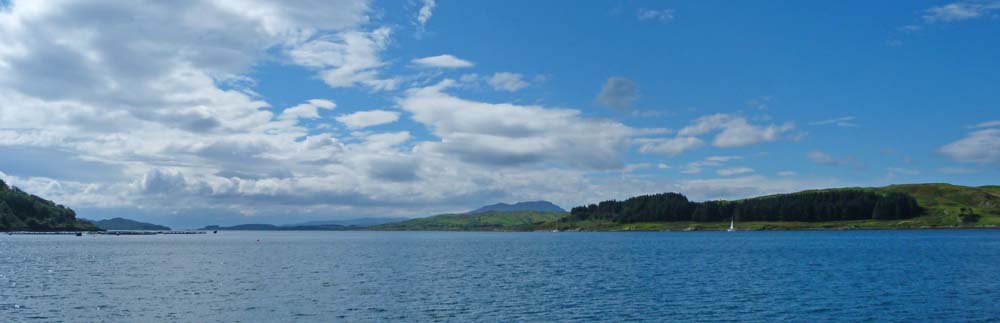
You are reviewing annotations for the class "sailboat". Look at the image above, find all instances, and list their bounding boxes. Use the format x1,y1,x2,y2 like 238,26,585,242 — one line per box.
727,217,736,232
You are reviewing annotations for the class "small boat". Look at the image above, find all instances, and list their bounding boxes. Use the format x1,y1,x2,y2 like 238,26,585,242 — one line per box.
75,232,82,237
727,217,736,232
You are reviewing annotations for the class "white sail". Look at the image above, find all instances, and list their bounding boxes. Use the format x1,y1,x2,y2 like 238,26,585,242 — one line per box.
727,218,735,232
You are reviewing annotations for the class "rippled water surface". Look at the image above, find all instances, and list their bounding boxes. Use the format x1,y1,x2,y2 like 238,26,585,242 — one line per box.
2,230,1000,322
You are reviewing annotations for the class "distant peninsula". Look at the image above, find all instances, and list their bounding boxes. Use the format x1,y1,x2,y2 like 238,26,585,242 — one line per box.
88,217,171,231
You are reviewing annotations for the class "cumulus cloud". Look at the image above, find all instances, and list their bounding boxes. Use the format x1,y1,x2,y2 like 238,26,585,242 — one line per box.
279,99,336,120
679,114,795,148
0,1,452,221
596,77,638,109
289,27,398,90
923,2,1000,23
939,128,1000,164
412,54,473,68
335,110,401,129
398,80,635,169
488,72,529,92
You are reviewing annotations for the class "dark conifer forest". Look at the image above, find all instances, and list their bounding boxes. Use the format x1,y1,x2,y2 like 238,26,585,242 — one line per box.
567,190,921,223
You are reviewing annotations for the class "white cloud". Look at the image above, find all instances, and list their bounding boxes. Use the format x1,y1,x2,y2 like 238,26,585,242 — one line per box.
679,114,795,148
809,116,859,128
716,167,754,176
637,8,675,22
923,2,1000,23
777,171,797,177
412,54,473,68
681,156,743,174
488,72,529,92
279,99,336,120
398,80,635,169
335,110,401,129
416,0,436,30
289,27,398,90
939,128,1000,164
596,77,638,109
638,137,704,156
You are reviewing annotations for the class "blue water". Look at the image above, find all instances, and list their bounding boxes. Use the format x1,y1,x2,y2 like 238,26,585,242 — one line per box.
1,230,999,322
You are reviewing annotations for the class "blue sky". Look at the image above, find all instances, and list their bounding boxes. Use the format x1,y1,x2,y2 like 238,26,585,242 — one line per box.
0,0,997,227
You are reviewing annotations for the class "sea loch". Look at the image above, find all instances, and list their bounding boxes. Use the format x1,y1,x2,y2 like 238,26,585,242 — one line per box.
2,230,999,322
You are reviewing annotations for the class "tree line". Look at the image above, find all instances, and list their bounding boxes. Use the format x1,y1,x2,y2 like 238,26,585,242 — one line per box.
567,190,921,223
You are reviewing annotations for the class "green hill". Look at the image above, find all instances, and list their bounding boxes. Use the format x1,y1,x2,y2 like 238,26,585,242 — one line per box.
880,183,1000,226
0,179,97,231
371,211,567,231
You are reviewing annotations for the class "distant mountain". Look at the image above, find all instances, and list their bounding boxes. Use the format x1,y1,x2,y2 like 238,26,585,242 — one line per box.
291,217,409,227
89,217,171,231
372,211,568,231
200,223,352,231
0,178,97,231
468,201,566,214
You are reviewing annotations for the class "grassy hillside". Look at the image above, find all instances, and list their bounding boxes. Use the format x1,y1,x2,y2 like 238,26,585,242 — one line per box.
880,183,1000,226
0,179,97,231
371,211,567,231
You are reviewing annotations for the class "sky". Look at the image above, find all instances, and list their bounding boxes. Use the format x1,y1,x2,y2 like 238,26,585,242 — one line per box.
0,0,998,228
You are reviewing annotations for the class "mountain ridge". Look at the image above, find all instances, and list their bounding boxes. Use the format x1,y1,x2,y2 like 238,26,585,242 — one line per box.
467,200,565,214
